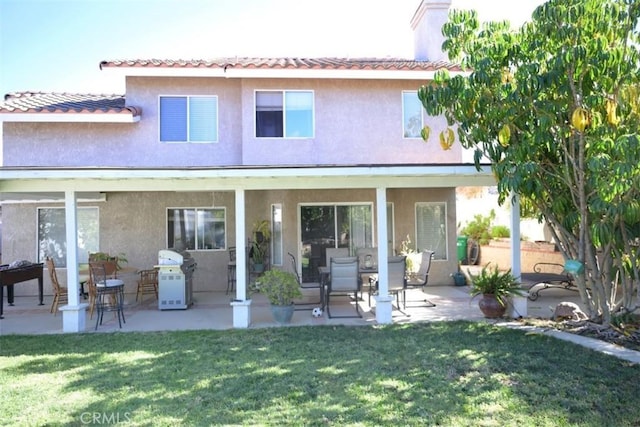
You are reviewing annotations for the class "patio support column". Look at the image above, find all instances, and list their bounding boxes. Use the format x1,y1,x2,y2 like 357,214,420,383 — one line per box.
231,188,251,328
509,193,527,317
60,190,88,333
374,187,393,324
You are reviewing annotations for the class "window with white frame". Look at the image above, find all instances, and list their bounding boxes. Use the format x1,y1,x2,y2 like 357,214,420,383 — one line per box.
159,96,218,142
271,204,283,266
415,202,447,260
387,202,395,257
38,207,99,268
167,208,226,250
255,90,314,138
402,91,423,138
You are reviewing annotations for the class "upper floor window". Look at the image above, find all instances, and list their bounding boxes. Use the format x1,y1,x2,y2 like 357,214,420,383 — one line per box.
159,96,218,143
167,207,226,250
255,90,314,138
402,91,423,138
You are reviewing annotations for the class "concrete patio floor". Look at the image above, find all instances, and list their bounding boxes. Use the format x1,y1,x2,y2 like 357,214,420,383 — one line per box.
0,284,584,335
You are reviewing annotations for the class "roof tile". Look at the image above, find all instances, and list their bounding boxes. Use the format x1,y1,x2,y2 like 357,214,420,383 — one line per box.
3,57,461,117
99,57,462,72
0,92,141,116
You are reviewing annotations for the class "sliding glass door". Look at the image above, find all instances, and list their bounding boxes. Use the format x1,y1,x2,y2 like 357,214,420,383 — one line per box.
299,204,373,283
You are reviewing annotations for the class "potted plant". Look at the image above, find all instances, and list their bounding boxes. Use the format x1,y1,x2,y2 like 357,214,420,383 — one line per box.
468,263,526,318
253,268,302,324
250,220,271,273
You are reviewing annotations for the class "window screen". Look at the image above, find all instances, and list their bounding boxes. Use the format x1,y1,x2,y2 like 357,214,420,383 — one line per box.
402,91,423,138
415,202,447,260
160,96,218,142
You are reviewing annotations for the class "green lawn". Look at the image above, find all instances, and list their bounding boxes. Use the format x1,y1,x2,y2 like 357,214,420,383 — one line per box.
1,321,639,426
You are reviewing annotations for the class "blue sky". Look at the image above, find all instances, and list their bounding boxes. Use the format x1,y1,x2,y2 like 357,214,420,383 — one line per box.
1,0,545,96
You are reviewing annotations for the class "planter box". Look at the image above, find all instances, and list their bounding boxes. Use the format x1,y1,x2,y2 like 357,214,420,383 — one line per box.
478,239,563,271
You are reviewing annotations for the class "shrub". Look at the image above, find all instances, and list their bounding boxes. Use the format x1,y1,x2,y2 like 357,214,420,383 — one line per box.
491,225,511,239
460,211,495,245
460,210,511,244
252,269,302,305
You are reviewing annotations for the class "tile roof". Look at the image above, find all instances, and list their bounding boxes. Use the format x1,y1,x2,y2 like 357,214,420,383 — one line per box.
0,92,141,116
2,57,460,118
99,56,462,72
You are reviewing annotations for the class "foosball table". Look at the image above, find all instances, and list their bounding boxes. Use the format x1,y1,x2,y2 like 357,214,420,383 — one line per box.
0,262,44,318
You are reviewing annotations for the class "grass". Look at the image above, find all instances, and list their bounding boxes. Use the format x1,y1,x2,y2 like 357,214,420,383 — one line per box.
1,321,639,426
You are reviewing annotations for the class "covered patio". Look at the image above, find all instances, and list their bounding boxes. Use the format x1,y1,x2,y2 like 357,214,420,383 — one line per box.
0,283,584,335
0,164,505,332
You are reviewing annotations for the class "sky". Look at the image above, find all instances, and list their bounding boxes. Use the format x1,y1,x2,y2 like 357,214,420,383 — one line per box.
0,0,546,96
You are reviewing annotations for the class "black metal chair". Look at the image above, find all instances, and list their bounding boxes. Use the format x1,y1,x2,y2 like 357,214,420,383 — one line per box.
326,256,362,318
226,246,236,294
289,252,322,311
89,261,126,330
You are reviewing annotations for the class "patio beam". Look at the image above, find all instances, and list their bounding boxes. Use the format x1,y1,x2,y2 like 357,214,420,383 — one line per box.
0,165,496,193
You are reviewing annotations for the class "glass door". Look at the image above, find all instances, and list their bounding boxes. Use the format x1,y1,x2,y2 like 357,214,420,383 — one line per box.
299,204,373,283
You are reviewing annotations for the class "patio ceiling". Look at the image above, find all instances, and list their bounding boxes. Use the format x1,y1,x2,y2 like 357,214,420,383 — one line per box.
0,164,496,195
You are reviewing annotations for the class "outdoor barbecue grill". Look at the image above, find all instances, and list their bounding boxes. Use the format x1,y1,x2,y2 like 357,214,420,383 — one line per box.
156,249,196,310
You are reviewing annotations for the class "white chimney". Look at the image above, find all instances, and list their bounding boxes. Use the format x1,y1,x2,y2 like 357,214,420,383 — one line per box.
410,0,452,61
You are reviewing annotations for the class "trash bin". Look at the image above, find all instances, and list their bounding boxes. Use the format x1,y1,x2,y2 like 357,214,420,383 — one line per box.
457,236,468,264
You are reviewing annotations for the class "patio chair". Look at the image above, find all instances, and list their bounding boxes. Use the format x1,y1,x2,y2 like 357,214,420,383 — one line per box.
356,247,378,271
86,274,97,319
368,256,408,314
356,247,379,298
326,256,362,318
405,250,436,307
226,246,236,294
136,268,158,303
89,261,126,330
45,257,68,315
325,247,349,268
288,252,322,311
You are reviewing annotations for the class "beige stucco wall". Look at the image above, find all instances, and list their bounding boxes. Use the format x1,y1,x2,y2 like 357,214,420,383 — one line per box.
240,78,458,166
3,187,458,298
2,77,459,167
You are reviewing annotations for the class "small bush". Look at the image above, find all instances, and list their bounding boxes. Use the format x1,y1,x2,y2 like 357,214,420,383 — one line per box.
460,210,510,244
460,211,495,245
491,225,511,238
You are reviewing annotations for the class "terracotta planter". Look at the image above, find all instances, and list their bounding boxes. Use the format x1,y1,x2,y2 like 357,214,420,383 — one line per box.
478,294,506,318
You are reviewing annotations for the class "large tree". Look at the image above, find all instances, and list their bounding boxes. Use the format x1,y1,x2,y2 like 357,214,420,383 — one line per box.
419,0,640,324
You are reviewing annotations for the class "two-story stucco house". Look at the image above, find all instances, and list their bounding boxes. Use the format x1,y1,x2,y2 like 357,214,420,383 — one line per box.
0,0,496,332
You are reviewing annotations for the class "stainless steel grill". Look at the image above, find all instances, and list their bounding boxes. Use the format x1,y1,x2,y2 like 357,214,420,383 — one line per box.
157,249,197,310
